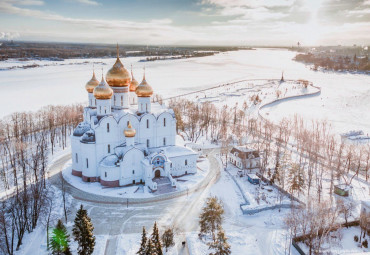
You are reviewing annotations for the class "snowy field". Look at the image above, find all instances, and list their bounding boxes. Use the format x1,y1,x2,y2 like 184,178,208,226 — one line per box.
298,226,370,254
1,48,369,136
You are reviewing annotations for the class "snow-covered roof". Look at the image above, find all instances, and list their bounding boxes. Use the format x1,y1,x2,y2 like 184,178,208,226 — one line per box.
114,144,146,159
81,129,95,143
248,174,260,179
158,145,198,158
73,121,91,137
100,154,119,167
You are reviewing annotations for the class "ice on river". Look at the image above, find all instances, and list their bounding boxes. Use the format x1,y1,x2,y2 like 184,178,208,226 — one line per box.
0,49,369,135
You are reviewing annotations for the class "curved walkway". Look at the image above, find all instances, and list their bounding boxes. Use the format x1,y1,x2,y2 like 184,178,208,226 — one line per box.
49,148,221,206
258,83,321,123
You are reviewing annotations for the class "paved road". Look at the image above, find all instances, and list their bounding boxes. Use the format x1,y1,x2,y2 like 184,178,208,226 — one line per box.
48,148,221,255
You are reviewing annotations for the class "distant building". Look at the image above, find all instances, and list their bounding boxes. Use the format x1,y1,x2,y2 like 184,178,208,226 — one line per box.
229,146,260,170
360,201,370,231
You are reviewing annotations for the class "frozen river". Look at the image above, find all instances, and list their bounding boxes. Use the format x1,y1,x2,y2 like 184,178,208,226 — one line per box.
0,48,369,134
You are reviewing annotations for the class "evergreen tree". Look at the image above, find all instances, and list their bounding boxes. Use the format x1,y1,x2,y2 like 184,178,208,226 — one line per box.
137,227,147,255
50,220,72,255
161,227,175,252
287,163,305,196
72,204,96,255
209,227,231,255
150,222,163,255
199,196,224,241
145,239,154,255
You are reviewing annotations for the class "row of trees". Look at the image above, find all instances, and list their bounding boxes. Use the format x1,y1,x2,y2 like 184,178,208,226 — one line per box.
137,222,170,255
285,198,370,255
49,205,95,255
0,104,83,254
170,97,370,202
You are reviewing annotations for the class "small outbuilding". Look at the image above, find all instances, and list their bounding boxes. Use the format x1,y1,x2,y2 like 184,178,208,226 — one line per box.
247,174,260,185
334,184,352,197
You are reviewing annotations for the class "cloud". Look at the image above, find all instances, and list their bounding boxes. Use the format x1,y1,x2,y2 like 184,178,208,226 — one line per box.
0,0,369,45
74,0,99,6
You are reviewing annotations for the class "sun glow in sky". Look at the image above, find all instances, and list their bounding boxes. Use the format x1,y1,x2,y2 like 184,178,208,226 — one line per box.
0,0,369,45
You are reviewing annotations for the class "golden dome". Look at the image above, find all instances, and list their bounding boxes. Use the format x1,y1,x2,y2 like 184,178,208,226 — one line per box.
85,71,99,93
135,72,153,97
124,122,136,138
106,44,131,87
93,76,113,100
130,68,139,92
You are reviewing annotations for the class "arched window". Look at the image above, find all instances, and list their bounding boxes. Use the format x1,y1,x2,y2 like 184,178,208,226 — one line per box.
132,170,135,175
86,158,89,168
146,139,150,148
114,95,116,104
107,123,110,133
127,121,129,127
163,118,166,127
163,137,166,146
105,172,107,178
95,99,96,105
146,119,149,128
75,153,78,163
108,144,110,153
185,159,188,166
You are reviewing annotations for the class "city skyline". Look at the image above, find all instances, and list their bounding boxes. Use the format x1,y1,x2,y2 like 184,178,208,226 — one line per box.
0,0,369,46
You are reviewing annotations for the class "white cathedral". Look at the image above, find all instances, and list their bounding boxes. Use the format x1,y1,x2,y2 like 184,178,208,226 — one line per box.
71,47,198,190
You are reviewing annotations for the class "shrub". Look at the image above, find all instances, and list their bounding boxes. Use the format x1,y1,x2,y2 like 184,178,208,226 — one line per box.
354,235,359,242
363,239,368,248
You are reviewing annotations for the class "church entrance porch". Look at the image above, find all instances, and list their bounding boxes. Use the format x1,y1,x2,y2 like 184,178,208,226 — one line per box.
151,176,176,195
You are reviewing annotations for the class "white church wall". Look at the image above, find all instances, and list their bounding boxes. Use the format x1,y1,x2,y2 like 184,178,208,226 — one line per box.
71,136,81,173
119,148,145,186
169,154,197,177
80,142,98,179
156,112,175,147
139,114,156,147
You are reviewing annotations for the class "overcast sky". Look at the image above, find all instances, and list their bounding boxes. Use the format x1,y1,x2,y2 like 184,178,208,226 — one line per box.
0,0,369,46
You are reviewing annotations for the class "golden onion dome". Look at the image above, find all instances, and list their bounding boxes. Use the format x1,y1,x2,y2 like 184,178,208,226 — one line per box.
93,76,113,100
135,72,153,97
106,44,131,87
124,121,136,138
130,69,139,92
85,71,99,93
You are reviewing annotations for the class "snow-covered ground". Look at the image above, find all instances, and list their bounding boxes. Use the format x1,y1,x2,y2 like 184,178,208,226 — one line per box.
298,226,370,254
186,168,292,255
226,164,291,209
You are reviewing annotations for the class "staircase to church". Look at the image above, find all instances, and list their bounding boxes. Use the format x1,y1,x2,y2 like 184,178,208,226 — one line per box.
153,177,176,195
